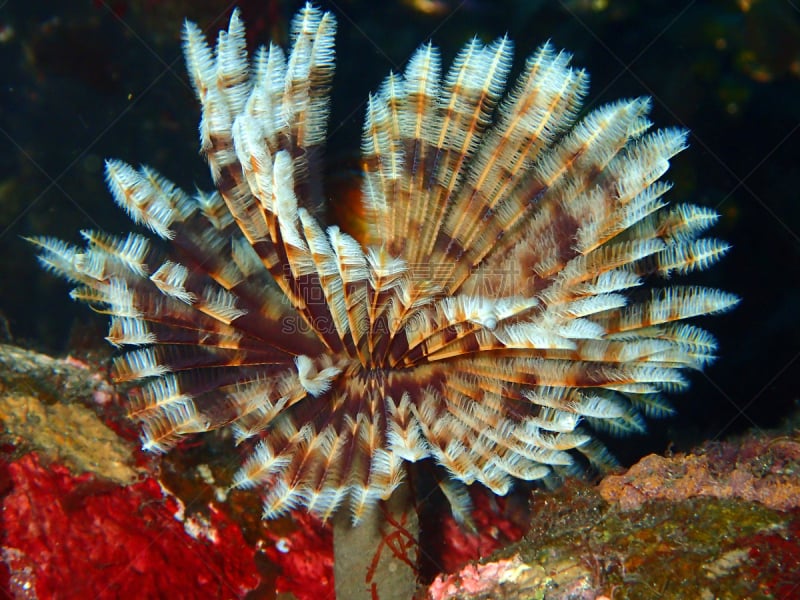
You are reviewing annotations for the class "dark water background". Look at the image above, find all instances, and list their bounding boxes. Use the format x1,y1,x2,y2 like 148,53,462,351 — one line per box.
1,0,798,464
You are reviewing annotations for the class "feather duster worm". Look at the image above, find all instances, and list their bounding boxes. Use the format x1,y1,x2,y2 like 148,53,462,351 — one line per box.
30,3,738,525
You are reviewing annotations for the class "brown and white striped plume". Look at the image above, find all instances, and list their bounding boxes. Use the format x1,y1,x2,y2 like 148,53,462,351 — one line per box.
30,3,738,524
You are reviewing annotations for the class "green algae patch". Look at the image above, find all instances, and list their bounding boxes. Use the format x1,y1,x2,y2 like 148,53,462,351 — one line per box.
486,482,793,599
591,498,785,598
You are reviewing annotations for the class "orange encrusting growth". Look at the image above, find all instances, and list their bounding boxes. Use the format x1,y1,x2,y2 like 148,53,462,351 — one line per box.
31,3,737,525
